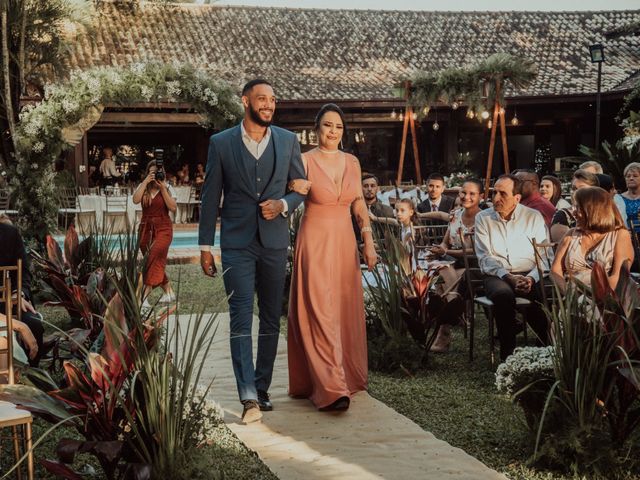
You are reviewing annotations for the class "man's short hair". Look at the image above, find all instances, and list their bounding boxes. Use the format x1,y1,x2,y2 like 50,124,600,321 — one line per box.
573,169,600,187
579,160,603,174
496,174,523,196
242,78,272,96
427,173,445,183
362,173,379,185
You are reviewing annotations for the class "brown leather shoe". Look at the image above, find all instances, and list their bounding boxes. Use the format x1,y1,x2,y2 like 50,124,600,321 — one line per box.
241,400,263,424
430,324,452,353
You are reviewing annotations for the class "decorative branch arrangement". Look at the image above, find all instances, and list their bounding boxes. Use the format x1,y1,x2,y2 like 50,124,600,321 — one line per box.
406,53,537,192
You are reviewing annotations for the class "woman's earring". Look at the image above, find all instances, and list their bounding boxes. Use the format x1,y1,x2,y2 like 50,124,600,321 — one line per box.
340,139,344,150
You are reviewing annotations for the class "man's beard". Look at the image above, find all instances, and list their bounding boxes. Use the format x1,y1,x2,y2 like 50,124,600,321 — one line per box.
248,103,273,127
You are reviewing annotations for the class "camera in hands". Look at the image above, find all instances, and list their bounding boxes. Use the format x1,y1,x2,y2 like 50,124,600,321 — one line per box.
154,148,165,182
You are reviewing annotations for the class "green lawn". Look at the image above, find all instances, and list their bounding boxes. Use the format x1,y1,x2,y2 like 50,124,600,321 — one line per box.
5,263,639,479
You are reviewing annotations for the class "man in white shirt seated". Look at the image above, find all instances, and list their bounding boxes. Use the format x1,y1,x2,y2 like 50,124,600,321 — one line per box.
474,174,550,361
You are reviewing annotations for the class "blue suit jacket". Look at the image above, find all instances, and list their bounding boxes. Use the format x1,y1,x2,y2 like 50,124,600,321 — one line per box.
198,124,306,250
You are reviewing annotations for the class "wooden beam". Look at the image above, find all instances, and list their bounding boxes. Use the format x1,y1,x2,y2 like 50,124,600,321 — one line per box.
499,107,509,174
98,112,204,124
408,106,422,185
484,99,501,195
396,107,410,185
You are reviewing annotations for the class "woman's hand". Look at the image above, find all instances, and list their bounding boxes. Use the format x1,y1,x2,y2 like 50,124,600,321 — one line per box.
288,179,312,195
430,245,446,257
13,320,38,360
144,173,156,186
363,243,377,271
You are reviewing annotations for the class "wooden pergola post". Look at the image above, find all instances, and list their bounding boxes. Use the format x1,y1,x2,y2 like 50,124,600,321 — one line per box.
396,81,422,186
483,78,510,195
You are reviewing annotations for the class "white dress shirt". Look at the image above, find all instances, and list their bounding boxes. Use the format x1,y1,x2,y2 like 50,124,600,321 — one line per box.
99,157,121,178
474,203,549,282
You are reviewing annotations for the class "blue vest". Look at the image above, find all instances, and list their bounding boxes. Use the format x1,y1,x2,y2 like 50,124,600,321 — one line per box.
240,136,276,199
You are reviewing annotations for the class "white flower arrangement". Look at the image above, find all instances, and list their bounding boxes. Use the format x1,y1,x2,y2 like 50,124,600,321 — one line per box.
182,387,223,446
495,346,554,397
444,170,474,188
13,61,243,240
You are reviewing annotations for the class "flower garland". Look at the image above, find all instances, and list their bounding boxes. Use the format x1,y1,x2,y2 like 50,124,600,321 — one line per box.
13,62,243,241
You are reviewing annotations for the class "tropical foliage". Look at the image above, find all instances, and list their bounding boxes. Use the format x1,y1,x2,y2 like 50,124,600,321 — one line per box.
579,110,640,189
408,53,537,119
500,263,640,476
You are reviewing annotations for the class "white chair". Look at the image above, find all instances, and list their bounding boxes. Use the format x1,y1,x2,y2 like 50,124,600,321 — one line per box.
0,190,18,219
0,261,34,480
104,195,129,232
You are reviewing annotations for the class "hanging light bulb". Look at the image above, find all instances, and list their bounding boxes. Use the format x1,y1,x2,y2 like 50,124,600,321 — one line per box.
432,121,440,131
451,101,459,110
390,109,397,119
466,109,475,119
511,107,519,126
480,110,490,120
399,111,404,121
412,111,418,120
359,128,365,143
422,106,429,115
487,120,493,129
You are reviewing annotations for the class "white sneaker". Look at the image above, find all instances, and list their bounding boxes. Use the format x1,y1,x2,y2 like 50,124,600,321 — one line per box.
159,292,176,304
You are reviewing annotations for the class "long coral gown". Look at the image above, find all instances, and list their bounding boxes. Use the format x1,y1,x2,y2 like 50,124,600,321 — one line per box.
288,152,368,409
139,192,173,287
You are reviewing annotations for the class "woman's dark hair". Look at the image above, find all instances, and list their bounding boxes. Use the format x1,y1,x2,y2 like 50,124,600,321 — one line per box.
541,175,563,206
462,177,484,194
142,160,158,208
314,103,348,138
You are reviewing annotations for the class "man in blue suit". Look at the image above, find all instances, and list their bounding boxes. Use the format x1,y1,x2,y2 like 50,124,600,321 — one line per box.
198,79,306,424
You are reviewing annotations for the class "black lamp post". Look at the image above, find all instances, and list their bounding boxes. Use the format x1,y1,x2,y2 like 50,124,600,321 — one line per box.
589,43,605,151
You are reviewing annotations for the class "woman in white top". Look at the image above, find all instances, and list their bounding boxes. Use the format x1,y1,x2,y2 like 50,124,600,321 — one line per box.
552,186,634,290
540,175,571,210
429,178,484,352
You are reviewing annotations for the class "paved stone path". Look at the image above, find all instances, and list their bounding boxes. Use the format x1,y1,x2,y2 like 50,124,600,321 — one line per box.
172,313,507,480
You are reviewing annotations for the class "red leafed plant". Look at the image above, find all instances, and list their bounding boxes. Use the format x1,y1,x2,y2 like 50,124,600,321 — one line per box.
0,293,174,480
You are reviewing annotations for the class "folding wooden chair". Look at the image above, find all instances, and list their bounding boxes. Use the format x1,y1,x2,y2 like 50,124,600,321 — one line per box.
460,231,531,366
104,194,129,232
0,261,34,480
0,189,18,219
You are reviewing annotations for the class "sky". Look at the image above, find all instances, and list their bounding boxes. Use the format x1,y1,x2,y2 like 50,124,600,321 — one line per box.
215,0,638,10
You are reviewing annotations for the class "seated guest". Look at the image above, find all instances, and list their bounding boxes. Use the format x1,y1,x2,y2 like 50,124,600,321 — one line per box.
0,221,43,365
0,312,38,368
176,163,190,186
474,174,549,360
194,163,206,186
416,173,455,216
540,175,571,210
428,178,484,353
396,199,424,270
551,187,633,290
621,162,640,230
550,169,599,243
357,173,395,242
514,170,555,227
579,160,603,174
596,173,628,226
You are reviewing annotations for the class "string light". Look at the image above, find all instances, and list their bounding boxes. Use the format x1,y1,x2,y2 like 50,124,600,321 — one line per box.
487,120,493,129
480,110,490,120
511,107,519,126
399,111,404,121
466,109,475,119
432,121,440,131
412,111,417,121
390,109,397,119
451,101,459,110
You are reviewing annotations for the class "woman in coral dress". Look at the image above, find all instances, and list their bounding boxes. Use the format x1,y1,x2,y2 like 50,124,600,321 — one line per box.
132,160,177,308
288,104,377,411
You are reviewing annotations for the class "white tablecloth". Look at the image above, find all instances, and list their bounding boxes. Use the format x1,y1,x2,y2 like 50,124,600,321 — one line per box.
174,186,194,223
77,194,139,232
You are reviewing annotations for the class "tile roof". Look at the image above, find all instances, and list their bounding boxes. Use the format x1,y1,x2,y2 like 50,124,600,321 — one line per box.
63,2,640,101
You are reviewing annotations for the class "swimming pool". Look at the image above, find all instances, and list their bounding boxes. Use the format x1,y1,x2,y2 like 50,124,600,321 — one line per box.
55,230,220,251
